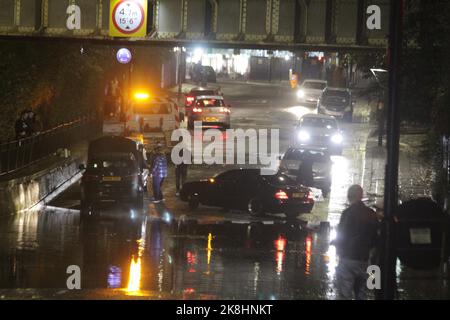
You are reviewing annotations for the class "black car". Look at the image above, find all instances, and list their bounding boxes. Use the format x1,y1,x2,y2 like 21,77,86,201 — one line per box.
279,147,332,198
180,169,314,218
80,136,149,214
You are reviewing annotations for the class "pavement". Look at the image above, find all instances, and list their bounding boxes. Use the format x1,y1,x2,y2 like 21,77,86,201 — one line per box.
0,80,448,300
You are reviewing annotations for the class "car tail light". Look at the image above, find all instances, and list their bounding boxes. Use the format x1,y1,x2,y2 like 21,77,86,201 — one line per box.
219,107,231,113
307,190,314,201
193,107,203,113
275,190,289,200
186,96,195,106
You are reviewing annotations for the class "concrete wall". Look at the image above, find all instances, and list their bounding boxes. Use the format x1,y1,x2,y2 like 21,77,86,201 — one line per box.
0,155,86,217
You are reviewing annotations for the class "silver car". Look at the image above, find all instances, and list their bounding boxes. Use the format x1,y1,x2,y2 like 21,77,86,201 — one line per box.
187,95,231,129
297,79,328,107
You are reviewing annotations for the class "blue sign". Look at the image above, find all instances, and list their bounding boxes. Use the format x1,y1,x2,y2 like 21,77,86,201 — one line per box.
116,48,132,64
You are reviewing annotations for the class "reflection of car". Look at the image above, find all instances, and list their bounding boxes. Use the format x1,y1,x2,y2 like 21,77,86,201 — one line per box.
318,87,354,122
279,147,332,198
186,95,231,129
180,169,314,218
296,79,327,107
295,114,344,155
80,136,149,215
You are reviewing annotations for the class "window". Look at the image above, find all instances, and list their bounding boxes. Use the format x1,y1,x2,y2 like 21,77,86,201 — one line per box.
303,82,327,90
301,117,337,129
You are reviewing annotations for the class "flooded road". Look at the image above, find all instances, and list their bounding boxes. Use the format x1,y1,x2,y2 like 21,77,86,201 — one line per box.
0,82,448,300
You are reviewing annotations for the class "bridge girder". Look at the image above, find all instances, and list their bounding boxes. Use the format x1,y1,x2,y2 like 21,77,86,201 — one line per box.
0,0,389,51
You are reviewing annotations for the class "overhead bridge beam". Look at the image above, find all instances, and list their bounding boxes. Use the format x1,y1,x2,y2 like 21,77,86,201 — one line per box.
0,0,389,51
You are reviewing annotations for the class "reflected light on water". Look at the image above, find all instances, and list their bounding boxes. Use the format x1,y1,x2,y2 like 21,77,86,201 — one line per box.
125,218,147,295
305,235,312,276
127,256,142,293
275,236,286,275
328,156,350,227
206,233,213,266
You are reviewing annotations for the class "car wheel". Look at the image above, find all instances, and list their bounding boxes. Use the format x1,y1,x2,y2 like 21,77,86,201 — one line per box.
188,193,200,210
248,198,264,216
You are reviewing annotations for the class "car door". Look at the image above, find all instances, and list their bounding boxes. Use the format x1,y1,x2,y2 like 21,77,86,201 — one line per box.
216,170,243,208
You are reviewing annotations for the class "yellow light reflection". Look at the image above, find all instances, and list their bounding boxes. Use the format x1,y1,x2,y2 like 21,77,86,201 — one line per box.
206,233,213,275
125,218,147,296
134,92,150,100
127,255,142,293
305,236,312,275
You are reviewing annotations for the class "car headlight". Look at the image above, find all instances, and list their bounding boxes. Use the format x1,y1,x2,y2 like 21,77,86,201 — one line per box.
297,90,305,98
331,134,343,144
298,130,310,142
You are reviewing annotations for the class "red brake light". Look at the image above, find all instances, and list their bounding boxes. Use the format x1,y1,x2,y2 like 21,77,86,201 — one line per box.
186,96,195,106
275,190,289,200
307,190,314,201
193,107,203,113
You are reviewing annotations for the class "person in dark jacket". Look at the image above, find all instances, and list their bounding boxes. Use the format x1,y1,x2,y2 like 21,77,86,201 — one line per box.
175,147,191,196
15,111,32,139
333,185,378,300
151,143,168,202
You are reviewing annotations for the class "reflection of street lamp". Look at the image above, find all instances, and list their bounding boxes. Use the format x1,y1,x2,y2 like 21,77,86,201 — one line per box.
371,68,388,147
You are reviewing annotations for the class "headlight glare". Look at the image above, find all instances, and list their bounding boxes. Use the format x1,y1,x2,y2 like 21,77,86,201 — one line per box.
298,131,310,142
331,134,343,144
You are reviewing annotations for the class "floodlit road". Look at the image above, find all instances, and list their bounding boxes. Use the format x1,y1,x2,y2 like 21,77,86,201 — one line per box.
0,81,446,299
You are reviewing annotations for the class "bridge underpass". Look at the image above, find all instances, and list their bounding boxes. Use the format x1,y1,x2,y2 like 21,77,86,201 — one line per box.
0,0,389,51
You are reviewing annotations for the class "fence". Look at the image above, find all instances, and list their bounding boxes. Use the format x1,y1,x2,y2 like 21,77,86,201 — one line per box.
0,117,101,176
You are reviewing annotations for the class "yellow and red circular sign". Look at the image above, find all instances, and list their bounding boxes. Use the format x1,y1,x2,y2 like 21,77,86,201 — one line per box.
109,0,147,37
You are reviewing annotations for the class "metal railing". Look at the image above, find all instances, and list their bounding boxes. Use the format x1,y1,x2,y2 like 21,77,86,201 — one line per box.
0,117,101,176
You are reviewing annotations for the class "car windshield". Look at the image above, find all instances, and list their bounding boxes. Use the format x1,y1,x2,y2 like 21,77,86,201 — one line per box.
284,149,329,163
196,99,225,107
322,90,350,106
88,153,137,171
303,82,327,90
264,174,297,186
134,102,172,114
301,117,337,129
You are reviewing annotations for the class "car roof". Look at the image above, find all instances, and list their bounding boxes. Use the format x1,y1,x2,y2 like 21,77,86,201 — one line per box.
285,147,329,155
302,79,328,84
300,113,337,121
196,95,224,100
325,87,350,92
190,87,219,91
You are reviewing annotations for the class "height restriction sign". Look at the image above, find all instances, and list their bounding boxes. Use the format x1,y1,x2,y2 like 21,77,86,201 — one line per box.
109,0,148,37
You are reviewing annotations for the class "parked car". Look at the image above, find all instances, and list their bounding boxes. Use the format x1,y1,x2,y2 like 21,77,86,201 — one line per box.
318,87,354,122
296,79,328,107
295,114,344,155
180,169,315,219
279,147,333,198
80,136,149,216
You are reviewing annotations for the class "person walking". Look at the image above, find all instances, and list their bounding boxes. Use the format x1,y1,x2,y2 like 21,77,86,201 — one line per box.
150,143,168,202
333,185,378,300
